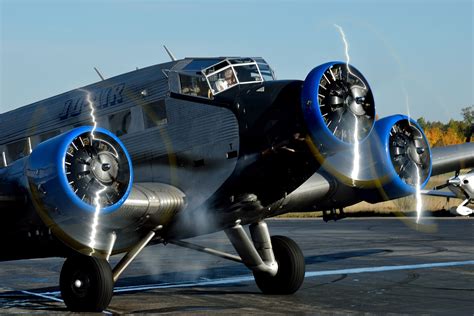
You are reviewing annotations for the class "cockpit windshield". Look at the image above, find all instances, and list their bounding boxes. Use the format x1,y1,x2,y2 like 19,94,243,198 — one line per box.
169,57,275,99
203,59,267,95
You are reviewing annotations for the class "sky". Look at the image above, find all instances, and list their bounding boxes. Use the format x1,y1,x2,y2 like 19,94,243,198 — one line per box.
0,0,472,122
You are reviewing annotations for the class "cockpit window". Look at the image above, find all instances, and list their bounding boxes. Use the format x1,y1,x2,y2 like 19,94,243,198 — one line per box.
203,59,266,95
207,67,238,93
169,57,275,98
203,61,229,76
179,74,210,98
234,64,262,83
257,63,275,81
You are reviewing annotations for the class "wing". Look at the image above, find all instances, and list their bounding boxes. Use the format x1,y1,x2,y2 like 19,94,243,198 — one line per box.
430,143,474,176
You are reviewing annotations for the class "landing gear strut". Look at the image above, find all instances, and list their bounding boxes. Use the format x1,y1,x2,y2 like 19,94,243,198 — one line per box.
59,221,304,311
171,220,306,295
226,221,305,294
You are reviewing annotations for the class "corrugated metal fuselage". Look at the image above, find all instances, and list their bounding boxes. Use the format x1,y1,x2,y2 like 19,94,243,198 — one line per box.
0,61,323,259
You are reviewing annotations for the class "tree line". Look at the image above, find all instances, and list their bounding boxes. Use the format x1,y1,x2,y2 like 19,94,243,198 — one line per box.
416,106,474,147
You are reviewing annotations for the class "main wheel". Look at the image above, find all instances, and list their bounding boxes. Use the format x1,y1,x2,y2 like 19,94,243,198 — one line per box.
60,254,114,312
253,235,305,294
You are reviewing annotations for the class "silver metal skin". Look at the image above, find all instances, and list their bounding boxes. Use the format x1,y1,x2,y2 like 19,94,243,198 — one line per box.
225,222,278,276
249,221,277,267
276,172,333,214
431,143,474,176
105,232,117,261
120,183,186,226
53,183,186,256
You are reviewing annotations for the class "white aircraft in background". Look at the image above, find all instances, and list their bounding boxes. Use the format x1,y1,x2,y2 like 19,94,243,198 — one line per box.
422,170,474,216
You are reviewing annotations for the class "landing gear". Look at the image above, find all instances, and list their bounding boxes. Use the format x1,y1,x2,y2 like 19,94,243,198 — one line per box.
253,235,305,294
171,220,306,295
59,228,161,311
59,255,113,312
225,222,305,294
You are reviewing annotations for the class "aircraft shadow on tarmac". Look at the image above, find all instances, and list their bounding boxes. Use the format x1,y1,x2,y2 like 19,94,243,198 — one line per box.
0,248,390,310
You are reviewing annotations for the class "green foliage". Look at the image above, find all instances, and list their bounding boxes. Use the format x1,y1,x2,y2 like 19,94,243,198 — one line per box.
461,106,474,125
418,106,473,146
416,117,426,130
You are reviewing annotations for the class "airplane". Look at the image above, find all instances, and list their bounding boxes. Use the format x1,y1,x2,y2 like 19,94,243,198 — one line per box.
422,169,474,216
1,51,473,312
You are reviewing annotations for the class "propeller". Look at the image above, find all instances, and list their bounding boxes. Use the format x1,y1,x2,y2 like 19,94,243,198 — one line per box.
318,63,375,143
389,120,431,186
65,133,129,207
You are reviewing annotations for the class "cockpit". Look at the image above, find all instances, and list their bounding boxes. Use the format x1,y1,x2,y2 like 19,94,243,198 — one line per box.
168,57,275,99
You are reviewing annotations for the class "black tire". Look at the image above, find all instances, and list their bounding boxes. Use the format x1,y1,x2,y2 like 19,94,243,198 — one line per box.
253,235,305,294
60,254,114,312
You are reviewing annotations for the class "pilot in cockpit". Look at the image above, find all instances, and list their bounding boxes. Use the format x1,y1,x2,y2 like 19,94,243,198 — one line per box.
215,68,236,92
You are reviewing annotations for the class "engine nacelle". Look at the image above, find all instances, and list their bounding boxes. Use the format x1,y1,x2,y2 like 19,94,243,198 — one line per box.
27,126,132,215
360,115,432,202
301,61,375,155
26,126,133,254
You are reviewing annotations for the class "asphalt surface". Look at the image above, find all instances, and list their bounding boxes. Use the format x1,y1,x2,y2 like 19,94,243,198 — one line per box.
1,217,473,315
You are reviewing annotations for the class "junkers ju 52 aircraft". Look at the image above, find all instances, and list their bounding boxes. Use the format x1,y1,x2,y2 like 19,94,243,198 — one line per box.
1,52,473,311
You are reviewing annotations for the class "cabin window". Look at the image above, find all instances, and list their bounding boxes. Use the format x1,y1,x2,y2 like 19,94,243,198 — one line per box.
142,100,167,129
108,109,131,137
6,139,29,162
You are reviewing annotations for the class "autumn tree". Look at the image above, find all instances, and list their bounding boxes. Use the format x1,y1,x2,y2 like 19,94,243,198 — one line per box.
417,106,473,147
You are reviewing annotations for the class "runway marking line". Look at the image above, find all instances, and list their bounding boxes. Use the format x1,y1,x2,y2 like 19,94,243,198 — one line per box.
20,290,113,314
27,259,474,296
305,260,474,277
20,290,63,303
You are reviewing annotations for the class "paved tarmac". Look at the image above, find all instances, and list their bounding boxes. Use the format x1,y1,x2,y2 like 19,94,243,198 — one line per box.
1,217,473,315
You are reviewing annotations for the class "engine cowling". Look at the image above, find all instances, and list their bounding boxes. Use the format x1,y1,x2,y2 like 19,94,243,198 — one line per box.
314,114,432,205
301,61,375,154
26,126,134,254
360,115,432,201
